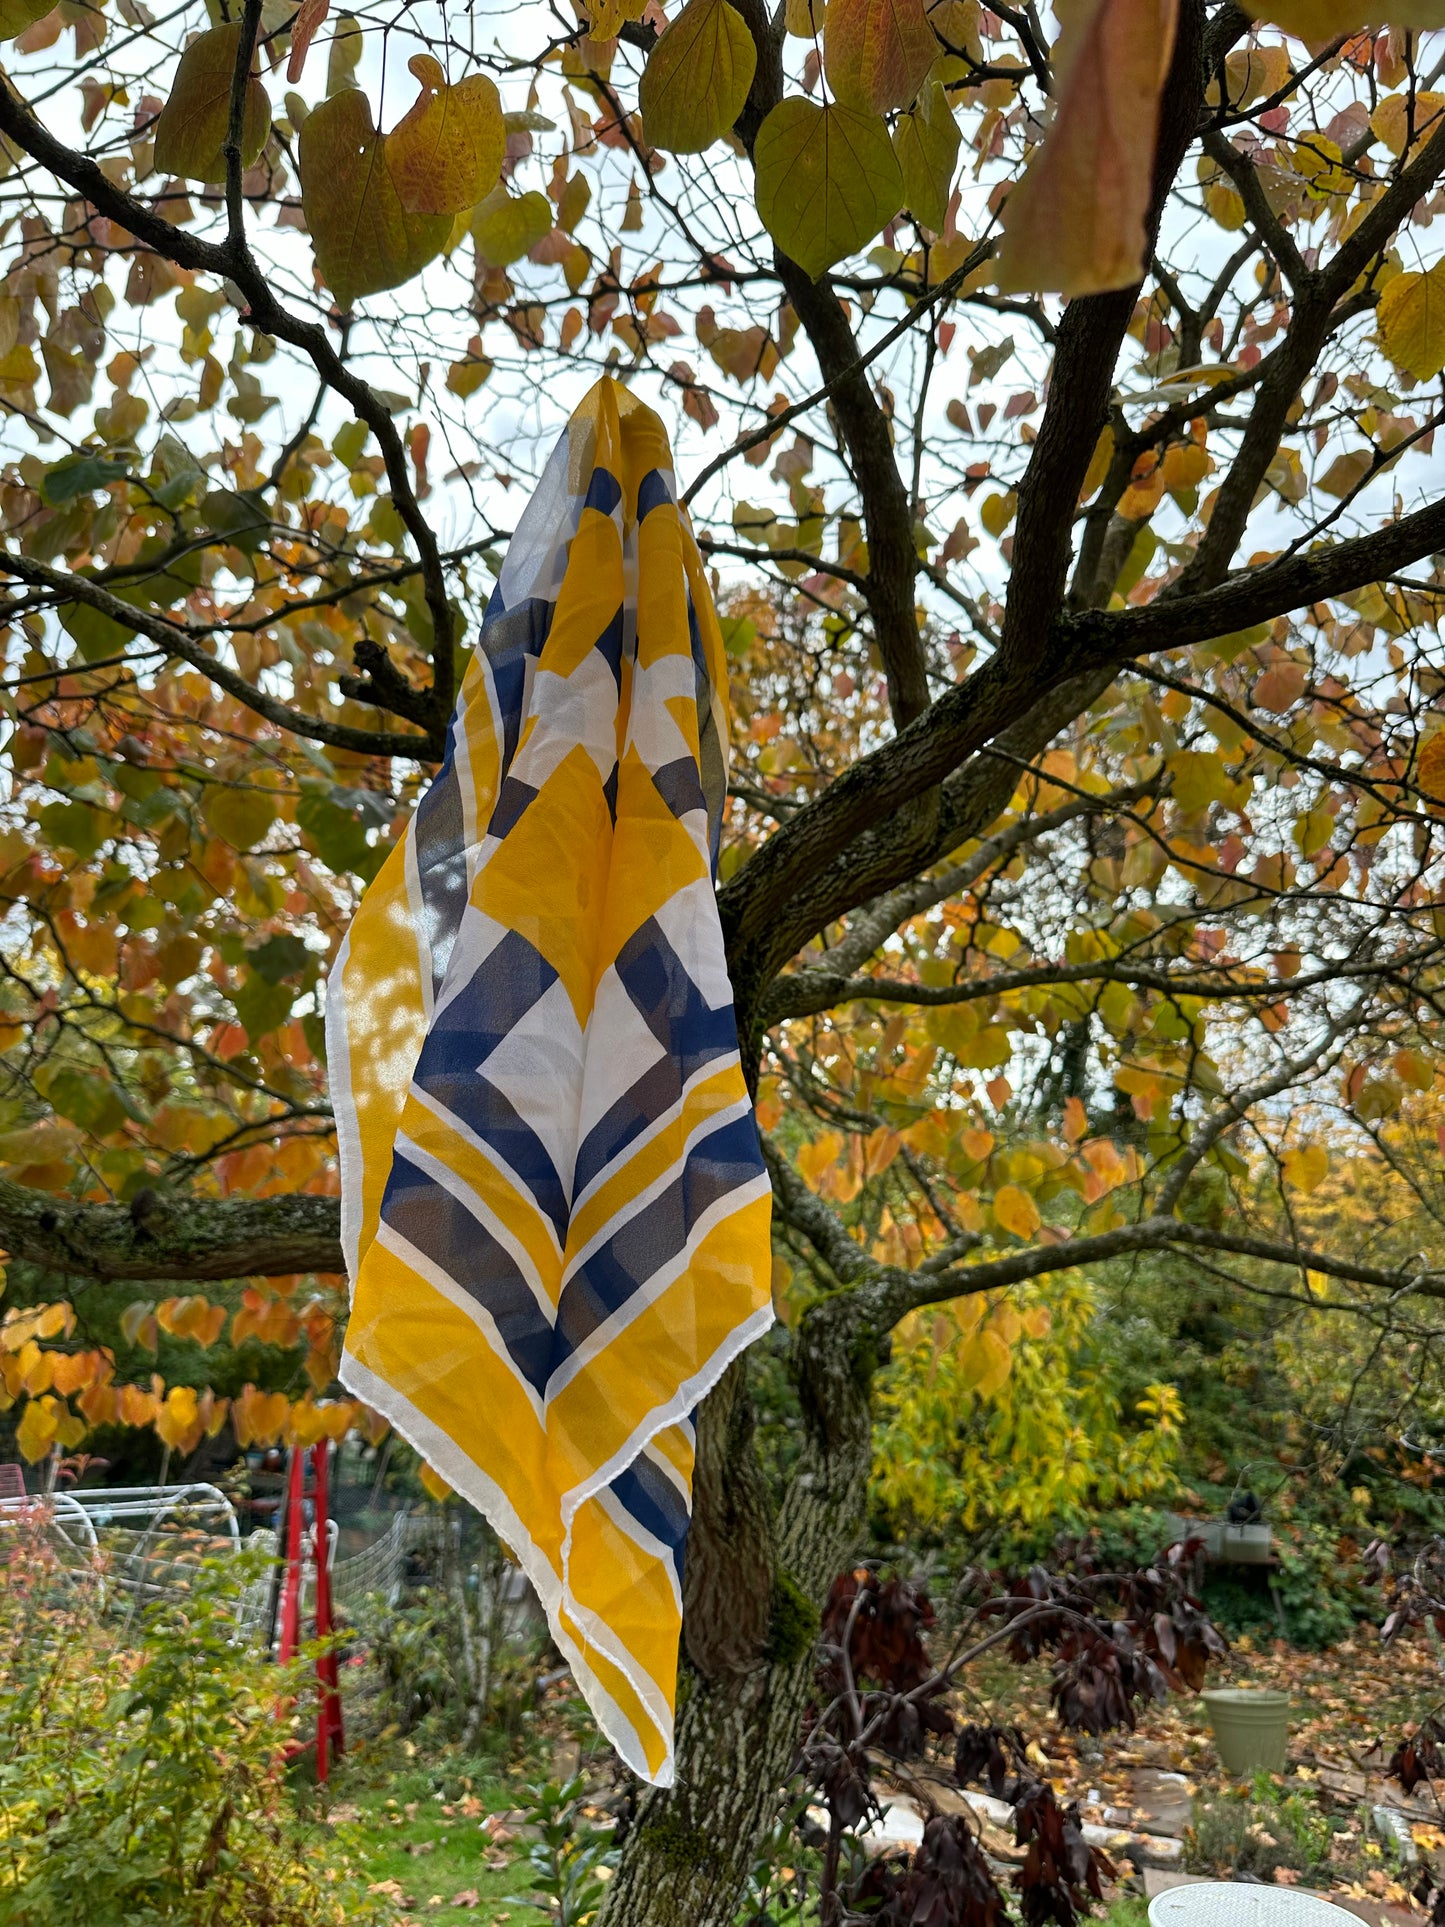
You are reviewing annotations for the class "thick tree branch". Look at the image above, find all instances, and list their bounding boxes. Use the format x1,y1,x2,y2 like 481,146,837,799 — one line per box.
0,1175,343,1281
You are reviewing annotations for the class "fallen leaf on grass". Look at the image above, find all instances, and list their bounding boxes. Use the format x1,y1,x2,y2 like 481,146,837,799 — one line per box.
452,1893,481,1909
369,1880,407,1898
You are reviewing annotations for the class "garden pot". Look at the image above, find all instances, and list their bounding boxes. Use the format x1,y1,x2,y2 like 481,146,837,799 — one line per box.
1202,1687,1290,1775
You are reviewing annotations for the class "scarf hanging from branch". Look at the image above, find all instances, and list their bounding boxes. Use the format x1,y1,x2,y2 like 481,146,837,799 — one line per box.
328,378,774,1785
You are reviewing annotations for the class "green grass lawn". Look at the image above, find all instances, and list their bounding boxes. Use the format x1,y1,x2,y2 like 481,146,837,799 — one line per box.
316,1747,552,1927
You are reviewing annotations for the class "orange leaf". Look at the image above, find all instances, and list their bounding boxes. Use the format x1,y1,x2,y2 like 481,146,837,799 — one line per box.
287,0,329,83
1419,733,1445,802
996,0,1179,297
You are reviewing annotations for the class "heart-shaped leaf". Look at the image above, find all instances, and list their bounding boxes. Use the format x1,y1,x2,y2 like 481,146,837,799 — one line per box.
385,53,505,216
825,0,937,113
754,98,903,279
299,88,450,309
894,78,959,232
153,24,271,182
638,0,757,153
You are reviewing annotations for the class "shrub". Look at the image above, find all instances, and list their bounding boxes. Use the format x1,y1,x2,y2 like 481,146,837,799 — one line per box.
0,1524,381,1925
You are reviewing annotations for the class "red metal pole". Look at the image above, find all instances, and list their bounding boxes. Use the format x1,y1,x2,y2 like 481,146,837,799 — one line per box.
311,1438,344,1778
276,1445,305,1665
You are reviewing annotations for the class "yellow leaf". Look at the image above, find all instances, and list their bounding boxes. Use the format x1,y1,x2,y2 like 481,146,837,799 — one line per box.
1281,1143,1328,1193
1378,260,1445,382
993,1183,1040,1241
1078,427,1114,502
1167,749,1248,812
155,1383,200,1449
1248,0,1445,36
787,0,828,29
472,187,554,267
1160,441,1209,492
996,0,1179,298
796,1129,844,1188
385,55,504,217
754,99,904,280
15,1396,59,1462
1371,91,1445,158
152,25,271,183
825,0,938,114
639,0,757,154
299,88,451,309
979,490,1016,537
959,1326,1012,1398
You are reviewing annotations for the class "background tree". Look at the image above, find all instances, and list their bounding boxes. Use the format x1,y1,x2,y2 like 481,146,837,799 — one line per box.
5,0,1445,1923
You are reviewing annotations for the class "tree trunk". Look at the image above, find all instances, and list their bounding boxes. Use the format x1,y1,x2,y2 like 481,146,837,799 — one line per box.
601,1298,878,1927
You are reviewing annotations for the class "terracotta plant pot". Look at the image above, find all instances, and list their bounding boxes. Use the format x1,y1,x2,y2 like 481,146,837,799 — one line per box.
1202,1687,1290,1776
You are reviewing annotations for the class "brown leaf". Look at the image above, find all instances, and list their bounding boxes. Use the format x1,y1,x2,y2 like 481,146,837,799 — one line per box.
995,0,1178,298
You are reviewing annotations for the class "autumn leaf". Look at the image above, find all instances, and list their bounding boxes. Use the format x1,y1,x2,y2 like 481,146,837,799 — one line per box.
472,187,554,267
755,99,904,279
1281,1144,1328,1193
287,0,330,84
1377,261,1445,382
385,55,505,217
152,25,271,183
201,784,278,852
1418,733,1445,801
894,79,961,233
959,1326,1013,1397
1370,91,1445,159
299,88,451,309
1246,0,1445,37
825,0,937,113
639,0,757,153
993,1183,1041,1241
995,0,1179,298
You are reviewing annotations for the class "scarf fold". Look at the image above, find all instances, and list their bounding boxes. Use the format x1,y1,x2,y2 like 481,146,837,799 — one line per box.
328,378,773,1783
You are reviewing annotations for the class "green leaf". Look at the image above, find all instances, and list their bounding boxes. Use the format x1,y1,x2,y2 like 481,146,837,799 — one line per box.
472,188,554,267
232,972,296,1044
824,0,937,113
638,0,757,153
0,0,56,41
61,594,135,664
385,54,504,216
199,785,278,851
41,1067,129,1137
152,25,271,183
200,487,270,555
298,88,451,309
754,99,903,280
41,455,129,506
36,801,110,862
894,79,959,233
245,933,312,984
296,786,376,876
